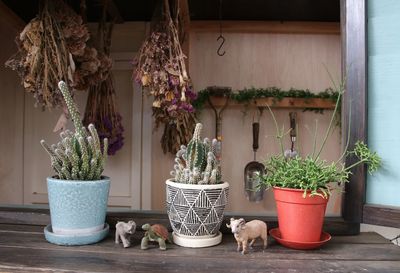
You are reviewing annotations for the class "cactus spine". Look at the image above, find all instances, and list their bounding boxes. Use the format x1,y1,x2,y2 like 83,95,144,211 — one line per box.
170,123,222,184
41,81,108,180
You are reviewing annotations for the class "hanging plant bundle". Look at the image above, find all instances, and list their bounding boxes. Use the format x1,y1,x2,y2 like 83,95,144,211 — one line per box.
83,8,124,156
133,0,196,154
83,76,124,156
5,0,106,109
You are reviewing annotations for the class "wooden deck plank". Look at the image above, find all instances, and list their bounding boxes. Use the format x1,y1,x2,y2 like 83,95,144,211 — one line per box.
0,224,44,233
0,208,361,236
0,224,398,272
0,210,50,226
330,232,392,244
0,230,398,262
0,224,389,244
0,246,399,273
0,264,77,273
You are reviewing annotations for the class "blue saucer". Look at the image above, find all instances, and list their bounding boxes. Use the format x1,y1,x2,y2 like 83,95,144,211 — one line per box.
44,224,109,246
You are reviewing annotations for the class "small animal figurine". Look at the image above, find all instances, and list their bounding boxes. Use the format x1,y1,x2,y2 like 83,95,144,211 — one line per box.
115,220,137,248
141,223,170,250
226,218,268,255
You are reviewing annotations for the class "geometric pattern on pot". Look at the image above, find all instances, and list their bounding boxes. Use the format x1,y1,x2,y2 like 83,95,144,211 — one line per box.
166,185,229,237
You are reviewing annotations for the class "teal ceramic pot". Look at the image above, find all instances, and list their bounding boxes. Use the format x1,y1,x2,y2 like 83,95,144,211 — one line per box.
47,176,110,236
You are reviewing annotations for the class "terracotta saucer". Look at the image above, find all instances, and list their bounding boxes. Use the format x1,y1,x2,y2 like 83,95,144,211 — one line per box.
269,228,331,250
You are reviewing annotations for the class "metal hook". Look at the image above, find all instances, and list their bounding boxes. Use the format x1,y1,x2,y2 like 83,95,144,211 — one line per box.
217,35,226,56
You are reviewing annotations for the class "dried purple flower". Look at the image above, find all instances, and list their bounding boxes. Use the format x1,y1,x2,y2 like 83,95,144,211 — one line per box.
133,12,197,154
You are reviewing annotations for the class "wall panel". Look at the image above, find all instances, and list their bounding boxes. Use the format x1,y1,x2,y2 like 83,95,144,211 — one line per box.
151,31,342,215
21,23,147,208
0,9,24,204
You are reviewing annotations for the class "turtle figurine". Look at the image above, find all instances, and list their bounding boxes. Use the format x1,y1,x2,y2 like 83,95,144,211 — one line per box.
141,223,171,251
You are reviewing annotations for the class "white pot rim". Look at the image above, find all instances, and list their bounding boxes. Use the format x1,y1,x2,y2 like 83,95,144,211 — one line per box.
166,179,229,190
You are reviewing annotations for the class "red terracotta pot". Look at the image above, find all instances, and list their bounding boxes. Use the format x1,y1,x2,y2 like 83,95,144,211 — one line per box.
273,187,329,242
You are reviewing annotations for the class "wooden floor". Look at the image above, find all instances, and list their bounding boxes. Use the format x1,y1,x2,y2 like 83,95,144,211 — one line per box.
0,224,399,273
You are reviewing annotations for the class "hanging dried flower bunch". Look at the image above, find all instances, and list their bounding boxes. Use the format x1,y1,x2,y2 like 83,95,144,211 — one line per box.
83,76,124,156
83,6,124,156
5,0,106,109
133,0,196,154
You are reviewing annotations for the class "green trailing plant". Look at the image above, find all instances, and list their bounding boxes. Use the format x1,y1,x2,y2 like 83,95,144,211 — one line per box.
170,123,222,184
193,87,339,112
40,81,108,180
260,76,381,198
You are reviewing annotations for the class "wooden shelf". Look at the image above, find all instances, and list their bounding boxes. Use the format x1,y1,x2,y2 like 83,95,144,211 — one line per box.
190,21,340,35
206,96,336,109
0,223,395,273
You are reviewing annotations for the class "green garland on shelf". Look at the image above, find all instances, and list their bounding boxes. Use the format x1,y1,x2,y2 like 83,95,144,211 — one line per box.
192,87,339,111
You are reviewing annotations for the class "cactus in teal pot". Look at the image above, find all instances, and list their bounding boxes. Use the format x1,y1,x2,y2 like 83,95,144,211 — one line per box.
171,123,222,184
41,81,108,180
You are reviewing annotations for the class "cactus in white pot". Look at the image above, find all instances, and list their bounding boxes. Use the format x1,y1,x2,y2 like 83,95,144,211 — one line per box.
166,123,229,248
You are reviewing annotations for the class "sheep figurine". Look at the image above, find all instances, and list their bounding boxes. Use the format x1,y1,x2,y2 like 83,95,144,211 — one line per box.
115,220,137,248
226,218,268,254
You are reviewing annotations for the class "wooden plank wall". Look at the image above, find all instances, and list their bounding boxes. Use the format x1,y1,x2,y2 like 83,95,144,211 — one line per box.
0,2,24,204
0,21,150,209
0,18,343,216
151,30,343,215
22,22,149,208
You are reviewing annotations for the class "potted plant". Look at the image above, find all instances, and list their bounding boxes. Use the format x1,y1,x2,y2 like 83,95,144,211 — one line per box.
41,81,110,246
260,79,381,249
166,123,229,248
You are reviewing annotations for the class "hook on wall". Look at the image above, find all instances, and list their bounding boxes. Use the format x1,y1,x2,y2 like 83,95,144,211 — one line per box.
217,35,225,56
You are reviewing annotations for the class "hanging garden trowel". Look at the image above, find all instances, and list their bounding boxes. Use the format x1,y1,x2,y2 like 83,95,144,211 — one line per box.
284,112,298,159
244,120,266,202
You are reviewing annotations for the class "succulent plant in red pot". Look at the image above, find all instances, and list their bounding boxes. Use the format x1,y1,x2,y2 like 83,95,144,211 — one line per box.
260,76,381,249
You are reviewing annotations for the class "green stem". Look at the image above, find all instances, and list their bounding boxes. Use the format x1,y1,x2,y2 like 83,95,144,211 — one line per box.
314,72,343,160
344,159,367,171
311,119,318,159
336,101,352,165
266,105,285,157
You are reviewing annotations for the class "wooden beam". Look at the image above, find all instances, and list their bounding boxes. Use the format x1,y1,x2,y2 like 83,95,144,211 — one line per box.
206,97,335,109
0,207,359,235
341,0,367,225
363,204,400,229
190,21,340,35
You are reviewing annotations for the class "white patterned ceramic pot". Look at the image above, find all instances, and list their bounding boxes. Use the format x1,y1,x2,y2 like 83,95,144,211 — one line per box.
166,179,229,248
46,176,110,244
